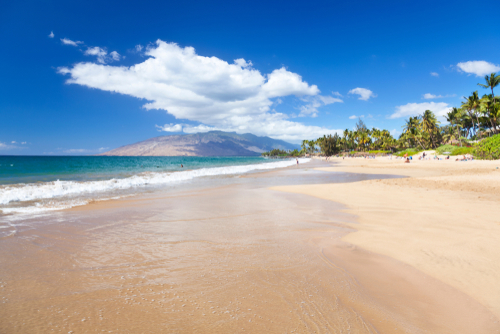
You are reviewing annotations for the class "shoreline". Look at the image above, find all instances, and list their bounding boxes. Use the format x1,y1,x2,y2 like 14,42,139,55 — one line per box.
1,159,499,332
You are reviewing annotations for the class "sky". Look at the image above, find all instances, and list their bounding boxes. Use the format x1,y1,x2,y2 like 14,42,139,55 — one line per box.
1,0,500,155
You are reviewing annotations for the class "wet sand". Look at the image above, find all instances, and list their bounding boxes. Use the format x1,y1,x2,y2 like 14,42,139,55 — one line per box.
1,159,498,333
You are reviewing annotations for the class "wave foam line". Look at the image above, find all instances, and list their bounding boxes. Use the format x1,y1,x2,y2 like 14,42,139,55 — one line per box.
0,158,310,205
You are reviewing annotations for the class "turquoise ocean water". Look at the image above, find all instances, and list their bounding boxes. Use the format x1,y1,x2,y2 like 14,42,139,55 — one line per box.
0,156,305,216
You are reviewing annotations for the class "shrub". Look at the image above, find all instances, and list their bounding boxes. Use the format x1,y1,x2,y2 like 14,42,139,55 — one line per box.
452,147,473,156
473,134,500,160
436,145,456,155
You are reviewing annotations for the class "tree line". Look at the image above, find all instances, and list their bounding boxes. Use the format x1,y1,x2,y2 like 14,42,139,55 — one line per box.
263,73,500,157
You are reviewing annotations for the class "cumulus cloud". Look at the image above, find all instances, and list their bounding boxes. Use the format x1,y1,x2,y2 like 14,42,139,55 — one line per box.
61,38,83,46
58,40,342,141
48,31,54,38
389,102,451,121
11,141,16,144
332,91,342,97
348,115,358,119
348,87,376,101
135,45,143,52
430,72,439,77
457,61,500,77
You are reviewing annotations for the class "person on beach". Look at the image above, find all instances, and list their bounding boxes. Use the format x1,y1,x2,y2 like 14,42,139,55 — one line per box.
296,158,299,165
404,157,410,163
181,164,183,168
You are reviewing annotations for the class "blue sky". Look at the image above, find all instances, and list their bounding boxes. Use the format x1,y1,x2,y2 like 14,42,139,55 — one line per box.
1,0,499,154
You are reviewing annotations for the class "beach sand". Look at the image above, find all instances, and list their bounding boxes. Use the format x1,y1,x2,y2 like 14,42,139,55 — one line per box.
274,156,500,331
1,158,499,333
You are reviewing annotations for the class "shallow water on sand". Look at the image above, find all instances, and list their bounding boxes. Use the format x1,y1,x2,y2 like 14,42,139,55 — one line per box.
1,161,495,333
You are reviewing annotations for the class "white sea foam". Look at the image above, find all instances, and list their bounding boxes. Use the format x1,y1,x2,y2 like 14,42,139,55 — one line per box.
0,159,310,212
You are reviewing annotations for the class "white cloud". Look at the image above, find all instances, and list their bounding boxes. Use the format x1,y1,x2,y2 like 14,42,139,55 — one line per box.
422,93,456,99
389,102,451,121
430,72,439,77
332,91,342,97
110,51,121,61
457,61,500,77
48,31,54,38
11,141,17,144
348,87,376,101
21,142,27,145
298,95,342,117
63,147,108,154
84,47,121,64
0,142,16,150
135,45,143,52
58,40,341,141
61,38,83,46
234,58,253,68
348,115,358,119
156,123,184,132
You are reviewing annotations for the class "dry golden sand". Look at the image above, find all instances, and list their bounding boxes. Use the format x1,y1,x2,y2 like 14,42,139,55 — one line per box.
1,160,499,333
273,156,500,328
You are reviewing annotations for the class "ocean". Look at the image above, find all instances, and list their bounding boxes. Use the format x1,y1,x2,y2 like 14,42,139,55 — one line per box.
0,156,307,217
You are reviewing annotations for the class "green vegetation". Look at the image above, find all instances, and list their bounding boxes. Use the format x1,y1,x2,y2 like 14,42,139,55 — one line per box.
473,134,500,160
435,145,473,156
435,145,457,155
261,148,301,157
367,150,390,154
312,73,499,159
263,73,500,159
453,147,474,155
394,148,422,157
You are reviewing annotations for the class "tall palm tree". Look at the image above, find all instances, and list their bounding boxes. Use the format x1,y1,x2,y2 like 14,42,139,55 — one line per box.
301,140,308,153
478,72,500,100
421,110,440,148
343,129,349,152
462,91,481,138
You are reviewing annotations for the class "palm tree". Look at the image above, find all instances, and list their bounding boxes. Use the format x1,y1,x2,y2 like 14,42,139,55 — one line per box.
342,129,349,152
462,91,481,138
421,110,440,148
308,140,316,154
478,72,500,100
301,140,308,154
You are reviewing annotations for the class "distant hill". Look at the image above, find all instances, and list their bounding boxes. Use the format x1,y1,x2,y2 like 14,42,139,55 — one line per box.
99,131,299,156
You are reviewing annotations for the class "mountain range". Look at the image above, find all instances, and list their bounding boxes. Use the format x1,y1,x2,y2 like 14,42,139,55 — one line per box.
99,131,298,156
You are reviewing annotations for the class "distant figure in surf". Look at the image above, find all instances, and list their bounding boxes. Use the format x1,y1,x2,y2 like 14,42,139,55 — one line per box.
296,159,299,165
181,164,183,168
